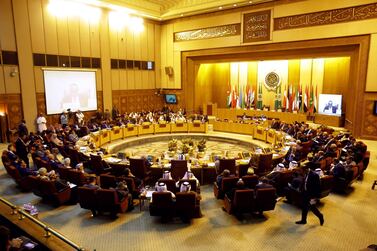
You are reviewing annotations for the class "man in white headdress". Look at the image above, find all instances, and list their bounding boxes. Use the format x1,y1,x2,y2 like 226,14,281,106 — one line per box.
289,160,299,170
180,170,200,186
151,182,175,203
273,163,287,172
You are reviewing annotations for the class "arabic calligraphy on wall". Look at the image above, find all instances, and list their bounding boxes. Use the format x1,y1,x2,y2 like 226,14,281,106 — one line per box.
243,10,271,43
274,2,377,30
174,24,241,42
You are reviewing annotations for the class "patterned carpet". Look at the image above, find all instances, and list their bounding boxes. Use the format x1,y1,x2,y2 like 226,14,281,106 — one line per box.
0,139,376,251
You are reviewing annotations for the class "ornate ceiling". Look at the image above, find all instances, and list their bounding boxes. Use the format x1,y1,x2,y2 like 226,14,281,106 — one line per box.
97,0,277,20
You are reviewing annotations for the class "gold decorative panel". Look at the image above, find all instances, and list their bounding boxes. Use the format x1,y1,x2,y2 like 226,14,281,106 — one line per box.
112,89,183,113
174,24,241,42
274,2,377,30
362,100,377,137
0,94,22,130
243,10,271,43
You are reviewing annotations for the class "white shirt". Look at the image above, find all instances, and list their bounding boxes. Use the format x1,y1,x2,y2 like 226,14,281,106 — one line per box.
36,116,47,132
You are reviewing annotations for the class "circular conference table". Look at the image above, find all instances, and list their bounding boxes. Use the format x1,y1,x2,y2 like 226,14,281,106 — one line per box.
76,121,289,184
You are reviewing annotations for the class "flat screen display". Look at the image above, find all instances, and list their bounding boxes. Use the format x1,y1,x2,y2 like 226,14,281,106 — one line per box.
318,94,342,116
374,101,377,115
165,94,177,104
43,70,97,114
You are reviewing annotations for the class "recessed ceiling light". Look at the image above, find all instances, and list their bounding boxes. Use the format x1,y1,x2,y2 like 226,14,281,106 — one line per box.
233,4,237,7
180,14,183,16
218,6,223,10
248,1,253,3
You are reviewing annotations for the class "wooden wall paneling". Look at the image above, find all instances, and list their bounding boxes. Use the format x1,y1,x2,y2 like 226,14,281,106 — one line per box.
5,94,23,129
109,28,118,59
212,63,230,108
118,29,126,60
134,31,141,62
0,67,6,94
90,22,100,57
97,90,103,110
195,64,212,108
96,70,102,91
3,66,20,94
147,23,155,61
0,0,17,51
127,70,135,89
41,0,58,54
141,71,148,89
12,0,38,128
28,0,45,53
34,67,44,92
323,57,350,94
56,16,69,55
173,50,181,88
160,24,167,88
98,15,111,111
154,24,161,89
79,18,90,57
125,28,134,60
119,70,127,90
140,28,148,61
68,16,80,56
134,70,142,89
361,98,377,138
166,24,174,89
111,70,120,90
148,71,155,89
366,34,377,91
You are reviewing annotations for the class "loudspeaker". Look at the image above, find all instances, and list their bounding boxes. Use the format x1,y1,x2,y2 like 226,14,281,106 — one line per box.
165,66,174,76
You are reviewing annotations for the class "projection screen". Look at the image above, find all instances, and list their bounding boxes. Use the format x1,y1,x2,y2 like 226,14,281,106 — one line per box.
43,70,97,115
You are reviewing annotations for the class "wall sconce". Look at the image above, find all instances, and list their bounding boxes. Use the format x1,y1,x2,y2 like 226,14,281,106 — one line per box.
10,68,18,77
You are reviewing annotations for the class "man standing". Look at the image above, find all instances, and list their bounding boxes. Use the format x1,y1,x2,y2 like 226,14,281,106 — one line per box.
36,113,47,133
296,163,324,226
15,134,29,167
17,119,28,137
60,111,68,127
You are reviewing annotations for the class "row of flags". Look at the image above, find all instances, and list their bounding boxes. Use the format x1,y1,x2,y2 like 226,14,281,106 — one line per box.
226,82,318,113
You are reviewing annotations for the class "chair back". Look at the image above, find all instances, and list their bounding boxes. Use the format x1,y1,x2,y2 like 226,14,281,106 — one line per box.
38,180,57,196
158,179,177,194
68,148,80,168
170,160,188,181
151,192,174,208
57,167,70,180
96,189,120,211
238,163,250,177
176,192,196,218
218,159,236,175
100,174,117,189
67,170,86,186
129,158,148,179
78,187,97,209
320,175,334,198
89,154,105,175
255,187,277,212
255,153,273,176
7,166,22,182
221,177,239,193
242,175,259,189
111,164,126,176
123,177,137,194
233,189,255,212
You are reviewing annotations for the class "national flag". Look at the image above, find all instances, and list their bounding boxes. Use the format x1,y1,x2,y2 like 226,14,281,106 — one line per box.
250,86,255,107
231,87,237,108
245,84,250,108
289,84,295,112
226,83,232,108
303,85,308,112
257,82,263,109
283,83,287,109
277,84,282,110
309,84,314,113
296,83,301,111
314,85,318,113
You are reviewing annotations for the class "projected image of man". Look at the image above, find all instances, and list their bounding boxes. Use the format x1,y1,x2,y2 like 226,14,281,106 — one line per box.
60,83,88,111
323,100,338,114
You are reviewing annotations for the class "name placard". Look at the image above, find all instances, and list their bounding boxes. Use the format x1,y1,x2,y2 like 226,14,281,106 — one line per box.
243,10,271,43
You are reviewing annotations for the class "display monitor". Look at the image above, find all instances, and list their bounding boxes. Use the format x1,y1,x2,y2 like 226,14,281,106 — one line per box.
43,69,97,114
318,94,342,116
165,94,177,104
374,101,377,115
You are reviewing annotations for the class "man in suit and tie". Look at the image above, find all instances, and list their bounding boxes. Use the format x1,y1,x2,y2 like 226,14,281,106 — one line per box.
296,163,324,226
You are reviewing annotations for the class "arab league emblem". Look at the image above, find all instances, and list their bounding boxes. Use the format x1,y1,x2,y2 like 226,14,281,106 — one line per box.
264,72,281,91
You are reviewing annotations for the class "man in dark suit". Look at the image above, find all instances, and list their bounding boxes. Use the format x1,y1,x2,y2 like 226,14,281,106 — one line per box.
296,163,324,225
15,135,29,167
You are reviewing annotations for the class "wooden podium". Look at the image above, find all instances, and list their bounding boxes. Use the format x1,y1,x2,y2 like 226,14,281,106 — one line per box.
314,114,345,127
